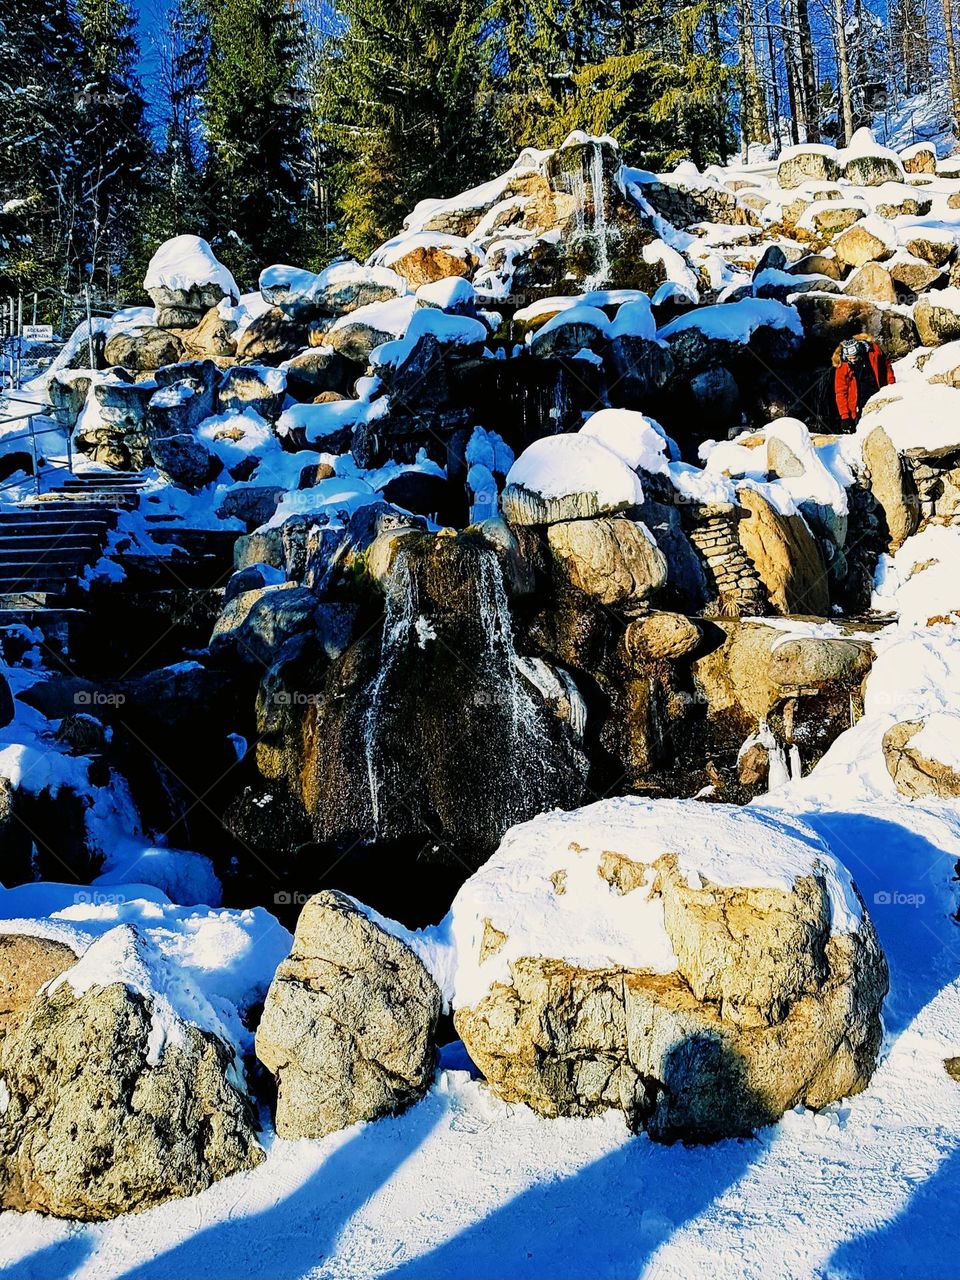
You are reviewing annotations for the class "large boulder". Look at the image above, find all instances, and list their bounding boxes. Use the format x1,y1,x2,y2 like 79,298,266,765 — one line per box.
150,432,215,490
502,435,644,526
901,142,937,175
103,327,184,373
834,217,895,269
882,716,960,798
546,517,667,608
451,798,888,1142
210,583,327,667
0,926,262,1219
236,308,307,365
914,291,960,347
736,488,830,616
144,235,239,325
256,891,441,1138
862,425,919,551
173,306,239,359
219,365,286,421
844,262,897,304
777,147,840,189
281,347,352,401
379,234,481,288
886,251,943,294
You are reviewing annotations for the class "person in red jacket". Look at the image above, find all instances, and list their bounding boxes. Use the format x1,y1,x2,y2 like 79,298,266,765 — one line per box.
833,333,895,428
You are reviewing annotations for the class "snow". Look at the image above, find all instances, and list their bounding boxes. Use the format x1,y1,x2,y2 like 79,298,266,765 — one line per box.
94,845,223,908
260,259,406,307
0,882,290,1065
841,127,904,168
609,296,657,341
465,426,513,476
263,476,381,530
579,408,670,475
872,522,960,626
371,231,480,272
657,298,802,343
276,396,387,447
910,711,960,771
48,924,231,1067
764,417,851,515
530,304,611,342
445,797,862,1009
143,235,239,302
327,295,419,341
505,434,644,507
857,380,960,455
416,277,476,309
371,308,488,367
643,240,699,296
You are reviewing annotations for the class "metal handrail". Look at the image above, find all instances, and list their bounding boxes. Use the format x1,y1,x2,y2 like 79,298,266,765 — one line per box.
0,401,72,497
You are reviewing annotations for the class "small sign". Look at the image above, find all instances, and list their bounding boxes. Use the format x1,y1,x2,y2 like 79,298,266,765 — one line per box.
22,325,53,341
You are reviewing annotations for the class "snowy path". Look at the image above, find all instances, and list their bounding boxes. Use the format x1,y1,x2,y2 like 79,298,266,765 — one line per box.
3,800,959,1280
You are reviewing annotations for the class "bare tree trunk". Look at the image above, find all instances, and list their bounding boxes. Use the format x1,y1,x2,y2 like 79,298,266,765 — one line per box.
945,0,960,133
764,0,782,145
835,0,855,143
797,0,819,141
738,0,770,157
782,0,806,141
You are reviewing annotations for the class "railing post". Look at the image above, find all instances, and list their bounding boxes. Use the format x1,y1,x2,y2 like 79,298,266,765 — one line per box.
29,415,40,497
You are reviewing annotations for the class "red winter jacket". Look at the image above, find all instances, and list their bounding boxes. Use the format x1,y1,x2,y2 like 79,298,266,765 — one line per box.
833,338,895,424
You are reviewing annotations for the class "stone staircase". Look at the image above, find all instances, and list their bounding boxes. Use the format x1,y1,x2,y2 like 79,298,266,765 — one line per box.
0,472,144,605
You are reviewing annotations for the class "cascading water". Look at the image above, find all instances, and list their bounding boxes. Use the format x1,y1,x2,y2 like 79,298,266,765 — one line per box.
556,139,612,290
363,547,419,834
361,540,580,849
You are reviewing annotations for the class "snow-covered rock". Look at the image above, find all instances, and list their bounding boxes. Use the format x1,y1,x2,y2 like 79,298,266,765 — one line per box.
450,797,887,1141
502,435,644,525
144,235,239,323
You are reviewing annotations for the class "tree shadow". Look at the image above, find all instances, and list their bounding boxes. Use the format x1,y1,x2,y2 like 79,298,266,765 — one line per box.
826,1143,960,1279
799,810,960,1036
108,1091,444,1280
380,1034,776,1280
378,1122,760,1280
0,1231,93,1280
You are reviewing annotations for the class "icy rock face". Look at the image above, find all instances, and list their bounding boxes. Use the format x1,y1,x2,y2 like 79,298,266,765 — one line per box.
451,798,888,1142
0,928,263,1220
256,891,441,1138
257,528,588,870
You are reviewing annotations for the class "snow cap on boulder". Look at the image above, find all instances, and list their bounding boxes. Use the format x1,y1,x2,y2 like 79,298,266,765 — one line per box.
502,434,644,525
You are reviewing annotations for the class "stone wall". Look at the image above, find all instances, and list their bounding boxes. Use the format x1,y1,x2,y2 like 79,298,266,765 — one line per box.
686,502,769,616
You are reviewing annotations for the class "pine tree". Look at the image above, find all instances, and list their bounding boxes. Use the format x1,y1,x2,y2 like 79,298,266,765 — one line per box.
74,0,153,298
0,0,85,300
319,0,495,260
199,0,314,284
